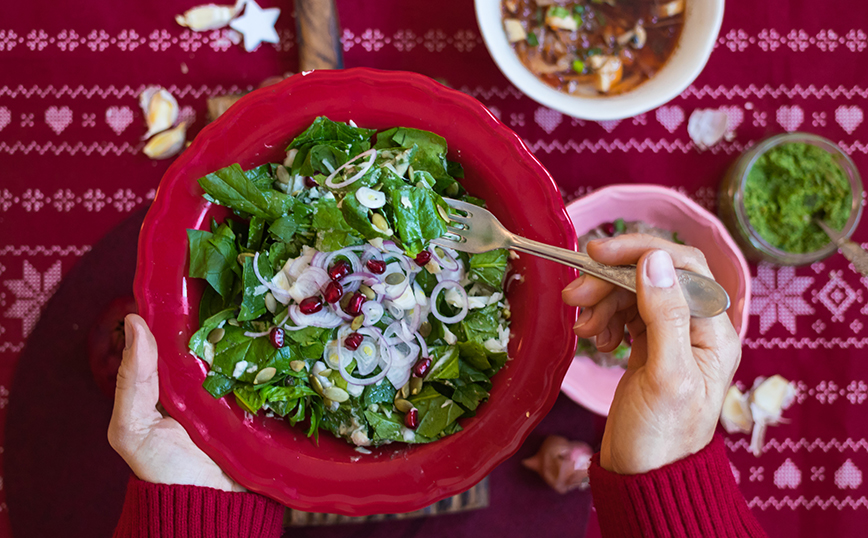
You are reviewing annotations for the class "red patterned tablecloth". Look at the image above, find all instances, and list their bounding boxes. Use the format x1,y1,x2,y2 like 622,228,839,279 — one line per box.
2,0,868,536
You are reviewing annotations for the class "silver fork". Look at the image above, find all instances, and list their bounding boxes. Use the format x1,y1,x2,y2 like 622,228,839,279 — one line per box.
432,198,730,318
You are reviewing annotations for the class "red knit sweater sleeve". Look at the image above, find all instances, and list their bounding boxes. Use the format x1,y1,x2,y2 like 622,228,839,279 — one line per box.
112,475,285,538
588,435,768,538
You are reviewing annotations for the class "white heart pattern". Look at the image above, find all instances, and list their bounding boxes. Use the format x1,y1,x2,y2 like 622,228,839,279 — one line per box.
835,459,863,489
656,105,685,133
45,106,73,135
773,459,802,489
835,105,863,135
179,105,197,127
534,106,563,134
776,105,804,132
0,107,10,132
597,120,621,133
105,106,134,135
719,106,744,133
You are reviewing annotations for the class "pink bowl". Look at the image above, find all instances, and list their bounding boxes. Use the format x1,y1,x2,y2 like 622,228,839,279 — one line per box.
560,184,751,416
133,68,578,515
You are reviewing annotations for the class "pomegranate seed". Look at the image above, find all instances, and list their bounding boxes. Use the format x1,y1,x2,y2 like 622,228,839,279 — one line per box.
344,332,363,351
412,357,432,378
600,222,616,236
404,408,419,429
366,259,387,274
346,292,366,316
328,259,352,281
414,250,432,266
323,281,344,303
304,177,317,188
299,296,323,315
270,327,285,349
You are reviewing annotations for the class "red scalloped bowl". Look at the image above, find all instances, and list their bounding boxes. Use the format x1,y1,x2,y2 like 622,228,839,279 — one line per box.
134,68,578,515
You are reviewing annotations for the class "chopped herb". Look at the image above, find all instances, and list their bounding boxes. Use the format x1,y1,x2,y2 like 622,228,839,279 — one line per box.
526,31,539,47
572,59,585,73
613,218,626,233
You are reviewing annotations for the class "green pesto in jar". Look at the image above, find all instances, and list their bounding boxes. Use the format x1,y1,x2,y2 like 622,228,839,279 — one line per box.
743,142,852,253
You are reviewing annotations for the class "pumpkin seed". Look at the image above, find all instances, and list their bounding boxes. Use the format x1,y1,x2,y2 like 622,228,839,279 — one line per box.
236,252,255,265
437,205,451,222
311,376,325,396
359,284,376,300
419,322,432,338
318,368,332,377
207,327,225,344
400,382,410,399
350,315,365,331
372,213,391,233
227,318,240,327
385,273,405,285
290,361,306,372
323,386,350,403
394,399,414,413
276,165,291,184
265,292,278,313
254,367,277,385
410,376,423,395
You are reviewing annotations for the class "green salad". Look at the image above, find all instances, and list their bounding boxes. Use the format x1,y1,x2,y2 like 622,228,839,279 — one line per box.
187,117,512,448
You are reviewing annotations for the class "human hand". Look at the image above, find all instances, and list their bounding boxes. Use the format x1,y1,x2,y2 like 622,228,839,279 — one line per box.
562,235,741,475
108,314,244,492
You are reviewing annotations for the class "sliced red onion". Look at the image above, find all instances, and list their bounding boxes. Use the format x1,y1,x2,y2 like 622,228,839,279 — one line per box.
341,271,381,285
355,186,387,209
430,246,460,271
321,248,363,275
430,280,469,324
286,247,315,279
252,252,292,304
310,250,325,269
407,305,422,334
325,148,377,189
414,331,429,359
387,304,405,319
360,244,383,264
331,300,356,322
288,304,343,328
287,266,330,303
352,335,380,375
338,326,392,386
384,338,420,389
361,301,384,325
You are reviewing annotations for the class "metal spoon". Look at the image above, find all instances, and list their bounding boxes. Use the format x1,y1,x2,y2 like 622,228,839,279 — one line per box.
814,219,868,276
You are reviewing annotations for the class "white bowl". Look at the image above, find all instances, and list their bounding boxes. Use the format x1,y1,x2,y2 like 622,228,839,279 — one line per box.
475,0,725,120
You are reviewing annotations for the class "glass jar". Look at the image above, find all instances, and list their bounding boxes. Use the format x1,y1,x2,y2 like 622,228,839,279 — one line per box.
719,132,864,266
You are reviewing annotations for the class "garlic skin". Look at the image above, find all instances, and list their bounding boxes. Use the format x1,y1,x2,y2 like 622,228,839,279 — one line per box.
143,122,188,160
175,0,246,32
139,87,179,140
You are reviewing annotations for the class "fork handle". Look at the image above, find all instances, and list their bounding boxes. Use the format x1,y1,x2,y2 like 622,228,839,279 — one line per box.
509,236,730,318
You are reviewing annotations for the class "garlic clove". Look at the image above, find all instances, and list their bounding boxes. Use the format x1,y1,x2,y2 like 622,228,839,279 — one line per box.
175,0,246,32
503,19,527,43
750,375,794,423
688,109,729,150
720,385,753,434
140,87,179,139
143,122,187,160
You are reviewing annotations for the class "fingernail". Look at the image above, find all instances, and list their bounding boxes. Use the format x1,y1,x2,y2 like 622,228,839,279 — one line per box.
597,327,611,348
575,307,592,329
562,274,585,294
590,237,613,245
124,317,135,350
645,250,676,288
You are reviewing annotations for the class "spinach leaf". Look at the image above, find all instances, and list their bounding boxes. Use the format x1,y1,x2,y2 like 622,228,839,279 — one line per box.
457,341,490,370
340,192,391,241
238,253,272,322
188,225,238,298
288,117,376,151
460,303,501,345
247,216,266,251
365,411,435,444
202,372,237,398
243,164,277,191
211,326,295,381
269,214,298,243
409,385,465,438
189,307,235,357
375,127,456,194
198,163,293,220
388,185,448,257
234,385,266,414
198,285,232,325
428,346,459,380
299,144,350,177
261,384,317,402
452,382,489,412
469,249,508,290
312,198,363,251
363,379,397,408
